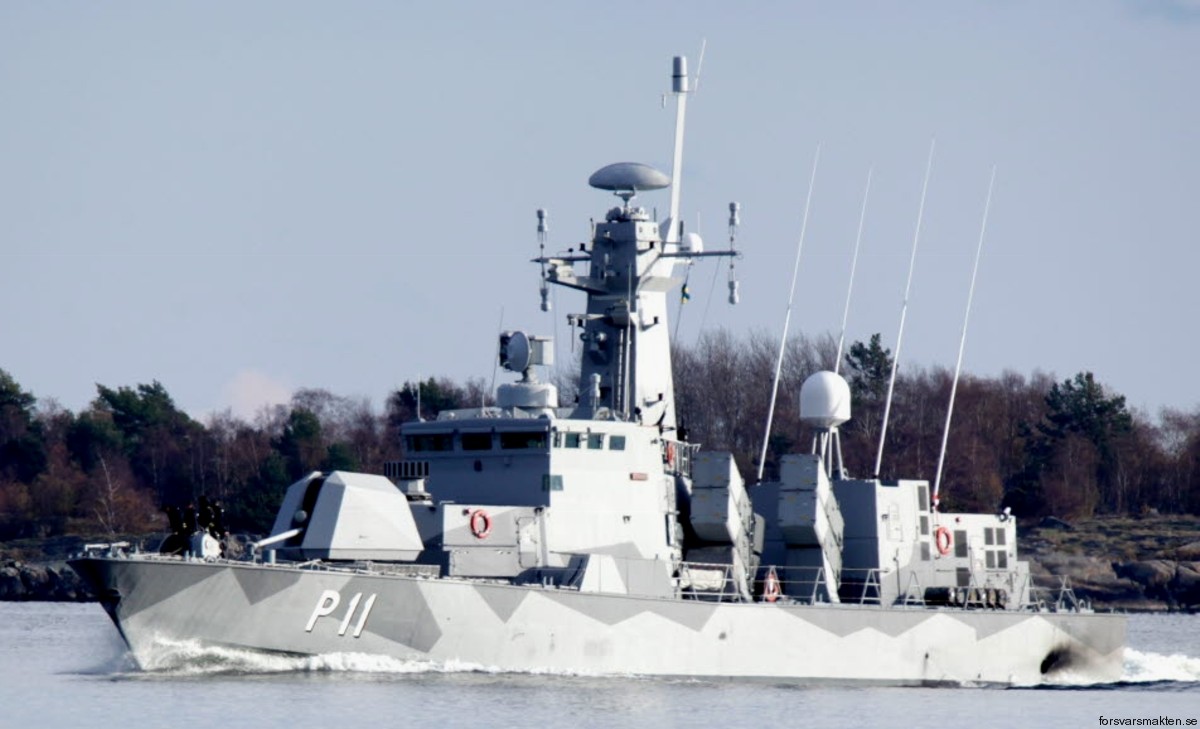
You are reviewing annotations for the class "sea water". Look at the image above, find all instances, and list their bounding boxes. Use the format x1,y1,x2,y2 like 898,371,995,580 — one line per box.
0,603,1196,729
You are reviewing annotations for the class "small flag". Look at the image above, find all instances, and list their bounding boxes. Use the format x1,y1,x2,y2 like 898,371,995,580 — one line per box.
681,283,691,303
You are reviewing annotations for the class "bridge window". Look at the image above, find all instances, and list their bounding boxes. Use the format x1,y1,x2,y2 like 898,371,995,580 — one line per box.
461,433,492,451
587,433,604,450
499,432,548,450
407,434,453,452
609,435,626,451
564,433,582,448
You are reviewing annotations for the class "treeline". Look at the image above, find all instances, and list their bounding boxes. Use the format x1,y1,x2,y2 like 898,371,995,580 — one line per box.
0,370,487,539
2,330,1200,540
675,331,1200,517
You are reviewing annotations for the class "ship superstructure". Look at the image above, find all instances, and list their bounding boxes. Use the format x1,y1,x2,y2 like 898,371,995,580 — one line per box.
71,57,1125,686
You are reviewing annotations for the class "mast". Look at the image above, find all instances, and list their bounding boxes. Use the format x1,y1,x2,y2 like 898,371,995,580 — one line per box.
665,56,690,245
533,57,737,432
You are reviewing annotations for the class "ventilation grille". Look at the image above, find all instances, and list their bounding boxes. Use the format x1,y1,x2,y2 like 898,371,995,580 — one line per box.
385,460,429,480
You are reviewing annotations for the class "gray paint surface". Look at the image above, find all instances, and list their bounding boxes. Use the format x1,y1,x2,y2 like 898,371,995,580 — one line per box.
73,556,1125,685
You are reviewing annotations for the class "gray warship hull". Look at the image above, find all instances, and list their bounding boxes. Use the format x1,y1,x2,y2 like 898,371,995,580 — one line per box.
72,556,1125,685
70,55,1130,688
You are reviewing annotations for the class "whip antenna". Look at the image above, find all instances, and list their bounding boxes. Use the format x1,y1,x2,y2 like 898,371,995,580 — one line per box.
489,306,506,398
834,167,873,374
757,144,821,481
874,139,935,478
932,166,996,511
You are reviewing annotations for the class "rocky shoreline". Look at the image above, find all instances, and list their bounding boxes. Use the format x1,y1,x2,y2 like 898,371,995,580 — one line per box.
0,560,95,602
3,516,1199,610
1022,515,1200,612
0,533,149,602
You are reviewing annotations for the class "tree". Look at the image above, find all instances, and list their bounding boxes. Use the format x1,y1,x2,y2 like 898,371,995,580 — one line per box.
277,408,325,477
840,334,894,476
223,451,291,534
0,369,47,484
1041,372,1132,451
386,377,489,447
93,380,203,505
1042,372,1133,514
29,441,88,536
1006,371,1134,518
843,334,893,405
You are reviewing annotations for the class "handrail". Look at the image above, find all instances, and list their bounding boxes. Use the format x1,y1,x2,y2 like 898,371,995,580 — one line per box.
80,549,1093,614
901,571,926,607
1028,574,1087,612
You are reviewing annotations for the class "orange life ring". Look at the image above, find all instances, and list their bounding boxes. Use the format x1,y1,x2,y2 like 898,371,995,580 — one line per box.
469,509,492,539
934,526,952,556
763,567,781,603
665,442,676,467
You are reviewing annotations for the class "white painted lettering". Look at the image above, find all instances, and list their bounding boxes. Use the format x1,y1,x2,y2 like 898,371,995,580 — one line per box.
352,594,378,638
337,592,363,636
305,589,340,632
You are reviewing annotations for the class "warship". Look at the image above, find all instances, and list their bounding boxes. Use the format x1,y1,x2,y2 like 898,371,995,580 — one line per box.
71,56,1125,685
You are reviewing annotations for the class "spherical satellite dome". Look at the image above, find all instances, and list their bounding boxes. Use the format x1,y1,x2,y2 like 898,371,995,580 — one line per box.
681,231,704,254
588,162,671,192
799,371,852,429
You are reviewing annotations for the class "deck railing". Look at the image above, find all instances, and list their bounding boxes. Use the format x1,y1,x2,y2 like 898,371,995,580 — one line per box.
76,543,1092,614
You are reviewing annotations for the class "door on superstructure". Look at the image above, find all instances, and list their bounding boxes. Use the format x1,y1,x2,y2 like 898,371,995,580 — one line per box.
517,516,540,568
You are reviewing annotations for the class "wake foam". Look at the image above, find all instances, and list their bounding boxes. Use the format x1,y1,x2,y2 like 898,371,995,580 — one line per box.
126,638,1200,686
130,637,600,678
134,638,491,676
1120,648,1200,684
1037,648,1200,688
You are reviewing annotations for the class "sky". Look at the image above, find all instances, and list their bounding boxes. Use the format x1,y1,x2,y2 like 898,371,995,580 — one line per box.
1,1,1197,422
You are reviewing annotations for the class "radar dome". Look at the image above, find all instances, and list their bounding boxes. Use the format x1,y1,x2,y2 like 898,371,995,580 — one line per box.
681,231,704,254
799,371,851,429
588,162,671,192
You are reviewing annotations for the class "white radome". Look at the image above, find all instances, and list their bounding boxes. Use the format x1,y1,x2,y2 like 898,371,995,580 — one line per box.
799,371,851,428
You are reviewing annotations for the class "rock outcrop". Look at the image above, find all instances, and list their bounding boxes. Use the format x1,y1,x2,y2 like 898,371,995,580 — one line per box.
1020,514,1200,612
1111,559,1200,609
0,561,95,602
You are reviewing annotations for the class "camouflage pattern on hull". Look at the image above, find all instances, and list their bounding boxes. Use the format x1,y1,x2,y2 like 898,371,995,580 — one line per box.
71,556,1125,685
